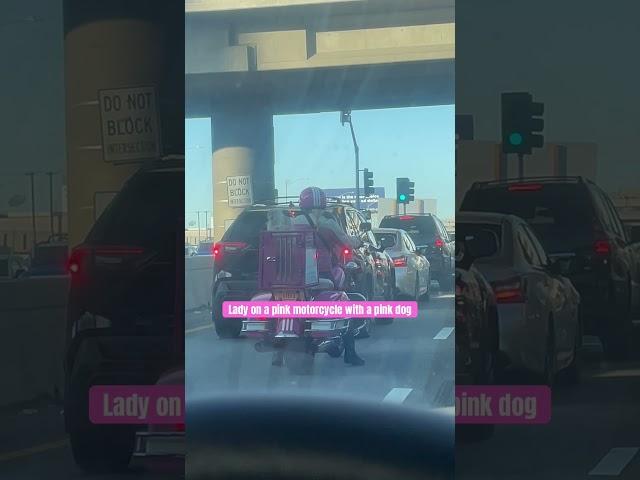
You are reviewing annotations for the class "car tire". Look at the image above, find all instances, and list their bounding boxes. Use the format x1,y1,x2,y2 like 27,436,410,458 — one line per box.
69,425,135,474
540,320,557,387
603,281,632,361
419,272,431,303
356,277,375,338
213,301,242,339
559,311,582,385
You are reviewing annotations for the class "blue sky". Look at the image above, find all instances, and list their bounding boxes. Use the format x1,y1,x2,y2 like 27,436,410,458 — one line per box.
185,105,454,226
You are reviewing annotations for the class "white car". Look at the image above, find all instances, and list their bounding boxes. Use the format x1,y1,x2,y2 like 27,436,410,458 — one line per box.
372,228,431,300
457,211,581,385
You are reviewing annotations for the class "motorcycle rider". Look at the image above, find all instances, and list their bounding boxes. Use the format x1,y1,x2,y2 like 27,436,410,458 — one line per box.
298,186,365,366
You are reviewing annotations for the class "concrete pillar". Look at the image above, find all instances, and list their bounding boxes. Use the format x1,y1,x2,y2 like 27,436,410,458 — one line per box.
64,1,183,248
211,103,275,241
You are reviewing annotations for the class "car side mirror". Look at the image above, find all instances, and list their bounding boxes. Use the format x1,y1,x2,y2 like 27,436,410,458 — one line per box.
359,222,372,232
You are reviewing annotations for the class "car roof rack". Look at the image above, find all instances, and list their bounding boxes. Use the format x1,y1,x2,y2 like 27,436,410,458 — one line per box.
470,176,585,190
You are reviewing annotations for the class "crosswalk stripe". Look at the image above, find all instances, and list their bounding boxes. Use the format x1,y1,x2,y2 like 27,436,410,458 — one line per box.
434,327,454,340
383,387,413,404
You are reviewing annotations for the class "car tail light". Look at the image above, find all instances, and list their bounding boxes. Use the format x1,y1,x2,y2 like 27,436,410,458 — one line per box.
342,247,353,263
399,215,415,220
67,245,145,277
392,256,407,267
508,183,543,192
492,278,525,303
67,246,90,275
435,237,444,248
594,239,611,256
213,242,247,260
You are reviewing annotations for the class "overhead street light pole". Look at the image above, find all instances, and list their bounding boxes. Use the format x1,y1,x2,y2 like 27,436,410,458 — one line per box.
341,110,360,210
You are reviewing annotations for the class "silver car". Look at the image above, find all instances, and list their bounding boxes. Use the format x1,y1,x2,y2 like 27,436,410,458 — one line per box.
457,212,581,384
372,228,431,300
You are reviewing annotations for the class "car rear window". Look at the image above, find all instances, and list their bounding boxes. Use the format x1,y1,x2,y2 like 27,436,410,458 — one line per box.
456,223,503,252
223,210,268,247
461,184,595,250
378,216,437,245
87,169,182,248
373,232,398,248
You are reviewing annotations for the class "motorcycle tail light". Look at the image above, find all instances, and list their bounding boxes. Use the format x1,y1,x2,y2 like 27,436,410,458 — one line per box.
492,277,525,304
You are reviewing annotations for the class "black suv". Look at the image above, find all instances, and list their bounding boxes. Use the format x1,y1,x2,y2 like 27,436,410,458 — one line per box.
211,201,388,338
378,214,455,290
460,176,640,358
64,159,183,471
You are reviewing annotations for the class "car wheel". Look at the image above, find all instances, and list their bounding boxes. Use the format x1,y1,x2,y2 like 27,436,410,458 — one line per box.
69,425,135,473
213,301,242,338
419,272,431,303
541,320,557,387
559,310,582,385
603,281,632,361
356,278,375,338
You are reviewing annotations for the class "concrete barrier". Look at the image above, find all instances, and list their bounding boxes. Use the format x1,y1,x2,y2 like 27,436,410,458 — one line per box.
185,255,214,311
0,276,69,407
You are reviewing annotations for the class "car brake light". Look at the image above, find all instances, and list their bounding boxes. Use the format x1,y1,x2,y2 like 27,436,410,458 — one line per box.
492,278,525,303
594,240,611,256
392,256,407,267
508,184,543,192
399,215,415,220
213,242,247,259
342,247,353,262
435,237,444,248
67,246,90,275
67,245,144,276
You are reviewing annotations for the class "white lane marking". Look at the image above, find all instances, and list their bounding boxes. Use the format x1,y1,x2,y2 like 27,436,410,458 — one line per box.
588,448,639,476
186,324,213,334
383,387,413,404
433,327,454,340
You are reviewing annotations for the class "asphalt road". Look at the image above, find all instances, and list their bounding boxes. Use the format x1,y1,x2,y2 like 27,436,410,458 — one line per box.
185,293,455,409
456,329,640,479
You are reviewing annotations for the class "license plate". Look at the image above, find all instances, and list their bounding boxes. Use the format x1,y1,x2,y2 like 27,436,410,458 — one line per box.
274,290,301,301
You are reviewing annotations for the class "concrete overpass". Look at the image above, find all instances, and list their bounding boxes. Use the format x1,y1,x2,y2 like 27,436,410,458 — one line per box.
185,0,455,240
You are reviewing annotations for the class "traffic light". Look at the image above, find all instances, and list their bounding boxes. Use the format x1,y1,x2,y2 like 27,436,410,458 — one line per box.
501,92,544,155
363,169,374,196
397,177,415,204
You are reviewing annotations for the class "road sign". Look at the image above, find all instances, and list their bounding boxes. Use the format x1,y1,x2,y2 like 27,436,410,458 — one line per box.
98,85,161,163
227,175,253,208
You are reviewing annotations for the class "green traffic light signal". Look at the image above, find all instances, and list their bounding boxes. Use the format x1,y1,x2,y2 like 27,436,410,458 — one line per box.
509,132,523,146
399,194,407,201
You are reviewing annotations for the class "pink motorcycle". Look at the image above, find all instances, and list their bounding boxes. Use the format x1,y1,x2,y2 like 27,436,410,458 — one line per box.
242,226,364,374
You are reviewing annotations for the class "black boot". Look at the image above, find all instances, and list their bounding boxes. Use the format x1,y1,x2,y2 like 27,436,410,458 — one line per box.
343,331,365,366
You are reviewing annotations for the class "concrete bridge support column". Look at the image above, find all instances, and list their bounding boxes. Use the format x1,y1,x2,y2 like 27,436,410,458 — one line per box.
211,102,275,241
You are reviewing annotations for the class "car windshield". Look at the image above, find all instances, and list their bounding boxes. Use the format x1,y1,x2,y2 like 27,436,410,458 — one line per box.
88,169,182,250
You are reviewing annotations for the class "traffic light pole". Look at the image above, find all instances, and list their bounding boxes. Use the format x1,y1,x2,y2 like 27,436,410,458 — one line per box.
518,153,524,180
348,120,360,210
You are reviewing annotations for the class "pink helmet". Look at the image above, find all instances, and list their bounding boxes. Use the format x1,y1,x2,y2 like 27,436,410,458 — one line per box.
299,186,327,209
